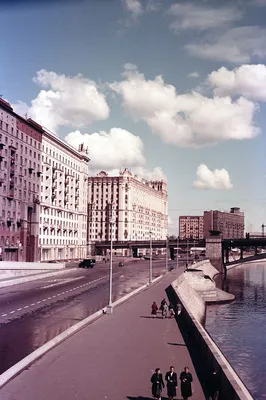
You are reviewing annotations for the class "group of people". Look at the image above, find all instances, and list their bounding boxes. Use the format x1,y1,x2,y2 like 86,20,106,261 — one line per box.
151,299,176,319
150,366,193,400
150,366,220,400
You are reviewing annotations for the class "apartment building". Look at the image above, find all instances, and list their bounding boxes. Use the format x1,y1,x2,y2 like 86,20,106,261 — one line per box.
179,216,204,240
39,132,90,261
87,169,168,247
204,207,245,239
0,98,43,261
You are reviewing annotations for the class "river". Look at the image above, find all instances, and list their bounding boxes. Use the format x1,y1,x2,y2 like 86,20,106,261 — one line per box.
205,261,266,400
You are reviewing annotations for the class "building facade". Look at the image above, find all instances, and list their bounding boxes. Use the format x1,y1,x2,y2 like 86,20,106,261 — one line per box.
87,169,168,248
0,98,43,262
39,132,90,261
179,216,204,240
204,207,245,239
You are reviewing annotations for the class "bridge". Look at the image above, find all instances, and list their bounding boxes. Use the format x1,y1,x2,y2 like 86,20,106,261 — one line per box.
222,237,266,265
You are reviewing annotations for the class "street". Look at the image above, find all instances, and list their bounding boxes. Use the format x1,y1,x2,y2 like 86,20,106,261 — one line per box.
0,259,184,374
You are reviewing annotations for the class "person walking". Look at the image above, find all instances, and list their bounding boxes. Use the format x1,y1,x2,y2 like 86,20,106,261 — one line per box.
160,299,167,318
151,301,158,318
150,368,165,400
207,369,220,400
180,366,193,400
168,302,175,318
165,366,178,400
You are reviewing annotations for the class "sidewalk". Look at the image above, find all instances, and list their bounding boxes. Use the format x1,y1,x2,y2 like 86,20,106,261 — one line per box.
1,271,205,400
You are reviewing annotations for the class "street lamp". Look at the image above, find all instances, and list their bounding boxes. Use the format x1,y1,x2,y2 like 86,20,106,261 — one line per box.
176,236,179,269
262,224,265,237
149,231,152,284
107,216,115,314
186,239,189,267
165,236,168,272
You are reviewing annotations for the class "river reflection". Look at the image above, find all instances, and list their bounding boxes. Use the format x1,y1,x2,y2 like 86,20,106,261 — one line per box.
205,262,266,400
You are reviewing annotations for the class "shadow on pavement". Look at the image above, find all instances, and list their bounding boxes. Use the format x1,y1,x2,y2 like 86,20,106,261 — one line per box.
140,316,164,319
167,342,186,347
165,284,208,397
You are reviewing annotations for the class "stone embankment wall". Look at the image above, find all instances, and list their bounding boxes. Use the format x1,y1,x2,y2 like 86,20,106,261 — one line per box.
170,261,253,400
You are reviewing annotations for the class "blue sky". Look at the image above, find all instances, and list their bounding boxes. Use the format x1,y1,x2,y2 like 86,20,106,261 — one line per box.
1,0,266,234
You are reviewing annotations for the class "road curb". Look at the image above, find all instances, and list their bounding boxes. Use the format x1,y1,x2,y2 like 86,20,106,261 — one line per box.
0,269,76,289
0,273,165,389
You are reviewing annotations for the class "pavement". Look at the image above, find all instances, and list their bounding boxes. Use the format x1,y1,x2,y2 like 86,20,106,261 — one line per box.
0,271,205,400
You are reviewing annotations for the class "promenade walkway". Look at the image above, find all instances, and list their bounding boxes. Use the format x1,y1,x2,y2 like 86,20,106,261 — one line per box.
1,271,205,400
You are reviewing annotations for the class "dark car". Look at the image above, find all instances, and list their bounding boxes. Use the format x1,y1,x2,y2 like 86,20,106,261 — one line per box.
118,261,124,267
78,259,96,268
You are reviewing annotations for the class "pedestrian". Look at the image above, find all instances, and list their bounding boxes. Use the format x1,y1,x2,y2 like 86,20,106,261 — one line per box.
165,366,178,400
168,302,175,318
151,301,158,318
180,366,193,400
162,302,168,318
150,368,165,400
207,369,220,400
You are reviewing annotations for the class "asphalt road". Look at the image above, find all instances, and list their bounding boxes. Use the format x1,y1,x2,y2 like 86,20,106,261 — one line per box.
0,259,184,375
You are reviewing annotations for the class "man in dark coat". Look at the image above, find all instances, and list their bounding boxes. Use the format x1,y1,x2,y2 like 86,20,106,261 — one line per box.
150,368,165,400
180,366,193,400
165,366,178,400
207,369,220,400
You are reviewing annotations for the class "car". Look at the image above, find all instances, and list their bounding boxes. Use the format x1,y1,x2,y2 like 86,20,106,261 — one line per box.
78,259,96,268
118,261,124,267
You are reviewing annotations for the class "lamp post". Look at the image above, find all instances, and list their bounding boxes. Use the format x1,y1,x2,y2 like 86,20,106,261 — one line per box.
107,217,115,314
176,236,179,269
262,224,265,237
165,236,168,272
186,239,189,267
149,231,152,284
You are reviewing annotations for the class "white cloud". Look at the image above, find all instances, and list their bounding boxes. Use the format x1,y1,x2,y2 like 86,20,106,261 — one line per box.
122,0,143,19
208,64,266,101
105,166,166,181
168,3,243,32
12,101,29,117
188,72,200,78
65,128,145,170
193,164,233,190
186,27,266,63
13,70,110,132
110,65,259,148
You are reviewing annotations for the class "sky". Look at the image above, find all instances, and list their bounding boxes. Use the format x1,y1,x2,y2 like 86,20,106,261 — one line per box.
1,0,266,234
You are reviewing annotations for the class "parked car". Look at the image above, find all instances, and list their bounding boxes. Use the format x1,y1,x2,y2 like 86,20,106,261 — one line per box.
78,259,96,268
118,261,124,267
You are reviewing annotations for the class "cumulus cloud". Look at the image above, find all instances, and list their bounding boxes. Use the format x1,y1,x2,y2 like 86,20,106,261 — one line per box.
186,27,266,63
193,164,233,190
122,0,143,19
208,64,266,101
168,3,243,32
13,70,109,132
188,72,200,78
109,65,259,148
65,128,145,170
105,166,167,181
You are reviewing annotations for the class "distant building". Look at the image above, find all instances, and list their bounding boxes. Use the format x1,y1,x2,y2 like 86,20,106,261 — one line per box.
179,216,204,240
0,98,43,262
204,207,245,239
87,168,168,246
39,132,90,261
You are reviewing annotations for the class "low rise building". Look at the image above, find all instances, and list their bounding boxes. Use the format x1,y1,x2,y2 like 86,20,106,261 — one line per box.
179,216,204,240
87,169,168,249
39,132,90,261
0,98,43,261
204,207,245,239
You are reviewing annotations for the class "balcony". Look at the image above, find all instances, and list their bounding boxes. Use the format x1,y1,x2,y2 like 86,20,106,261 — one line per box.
37,171,42,177
28,167,34,174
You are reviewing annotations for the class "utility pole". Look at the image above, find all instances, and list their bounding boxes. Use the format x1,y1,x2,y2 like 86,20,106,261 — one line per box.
107,216,115,314
186,239,189,266
149,231,153,284
165,237,168,271
176,236,179,269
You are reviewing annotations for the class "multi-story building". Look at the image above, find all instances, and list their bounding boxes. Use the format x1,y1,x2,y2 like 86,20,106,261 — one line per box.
204,207,245,239
0,98,43,262
39,132,90,261
179,216,204,240
87,169,168,248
